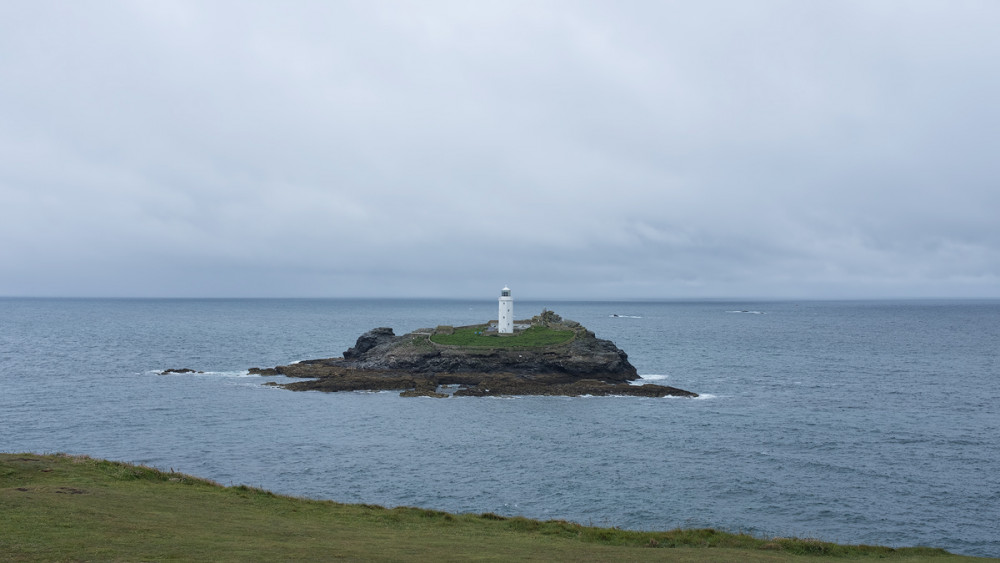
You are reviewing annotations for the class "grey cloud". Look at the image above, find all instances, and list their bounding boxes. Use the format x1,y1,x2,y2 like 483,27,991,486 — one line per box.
1,1,998,298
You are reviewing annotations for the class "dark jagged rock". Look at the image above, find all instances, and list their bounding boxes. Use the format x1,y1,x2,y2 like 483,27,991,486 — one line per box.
251,311,697,398
343,327,396,359
159,368,202,375
451,375,697,398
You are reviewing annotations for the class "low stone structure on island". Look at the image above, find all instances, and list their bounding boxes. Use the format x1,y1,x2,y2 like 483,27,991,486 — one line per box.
249,309,697,398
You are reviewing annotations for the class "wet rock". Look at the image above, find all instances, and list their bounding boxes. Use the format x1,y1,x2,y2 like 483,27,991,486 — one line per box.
159,368,202,375
452,376,698,398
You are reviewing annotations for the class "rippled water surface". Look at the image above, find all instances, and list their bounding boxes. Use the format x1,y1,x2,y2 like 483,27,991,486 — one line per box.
2,298,998,557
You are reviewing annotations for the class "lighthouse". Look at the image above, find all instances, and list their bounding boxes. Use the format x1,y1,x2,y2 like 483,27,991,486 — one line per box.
498,286,513,334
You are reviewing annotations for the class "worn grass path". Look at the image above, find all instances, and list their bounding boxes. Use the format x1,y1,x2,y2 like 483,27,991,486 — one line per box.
1,454,993,562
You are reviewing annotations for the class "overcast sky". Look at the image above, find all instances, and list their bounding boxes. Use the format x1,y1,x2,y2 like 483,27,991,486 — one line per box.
2,1,998,299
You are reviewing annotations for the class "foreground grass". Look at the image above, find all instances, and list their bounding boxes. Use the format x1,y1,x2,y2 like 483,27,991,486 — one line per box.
0,454,990,562
430,324,575,348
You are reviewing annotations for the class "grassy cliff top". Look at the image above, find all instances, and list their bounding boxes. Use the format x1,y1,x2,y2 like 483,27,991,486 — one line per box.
428,309,579,348
429,324,575,348
1,453,983,562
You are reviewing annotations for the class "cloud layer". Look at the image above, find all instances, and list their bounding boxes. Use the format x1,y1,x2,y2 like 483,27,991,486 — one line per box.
2,1,998,298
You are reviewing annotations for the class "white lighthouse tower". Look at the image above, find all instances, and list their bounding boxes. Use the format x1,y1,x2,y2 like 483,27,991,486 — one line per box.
498,286,513,334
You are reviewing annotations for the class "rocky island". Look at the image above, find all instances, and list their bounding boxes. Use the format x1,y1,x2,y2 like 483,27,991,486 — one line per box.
249,310,697,398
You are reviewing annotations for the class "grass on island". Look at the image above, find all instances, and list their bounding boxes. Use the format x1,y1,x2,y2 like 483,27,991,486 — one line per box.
430,324,575,348
1,454,987,563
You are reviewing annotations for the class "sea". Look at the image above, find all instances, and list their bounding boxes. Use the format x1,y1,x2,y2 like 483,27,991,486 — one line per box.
1,298,998,557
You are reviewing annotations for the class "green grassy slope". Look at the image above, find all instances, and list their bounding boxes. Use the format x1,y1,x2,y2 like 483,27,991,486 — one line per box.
430,325,575,347
1,454,992,562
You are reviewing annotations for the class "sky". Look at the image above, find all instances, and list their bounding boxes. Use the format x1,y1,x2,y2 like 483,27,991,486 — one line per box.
2,1,999,299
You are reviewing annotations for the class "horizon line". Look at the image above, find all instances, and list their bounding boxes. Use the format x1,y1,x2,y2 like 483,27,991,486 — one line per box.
3,295,999,302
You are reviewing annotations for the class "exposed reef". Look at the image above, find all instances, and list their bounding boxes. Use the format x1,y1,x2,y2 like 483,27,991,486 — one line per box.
251,310,696,398
159,368,203,375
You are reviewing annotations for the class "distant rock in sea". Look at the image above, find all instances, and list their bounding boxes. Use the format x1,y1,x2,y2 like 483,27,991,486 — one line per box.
159,368,203,375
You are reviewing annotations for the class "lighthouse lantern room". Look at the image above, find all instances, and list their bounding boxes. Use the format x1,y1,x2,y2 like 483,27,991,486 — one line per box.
498,286,513,334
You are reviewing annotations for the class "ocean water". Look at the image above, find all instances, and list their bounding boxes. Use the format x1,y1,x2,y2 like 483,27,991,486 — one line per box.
1,297,998,557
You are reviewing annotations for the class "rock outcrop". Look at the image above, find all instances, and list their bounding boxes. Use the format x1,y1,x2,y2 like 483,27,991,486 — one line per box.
159,368,203,375
251,311,696,398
